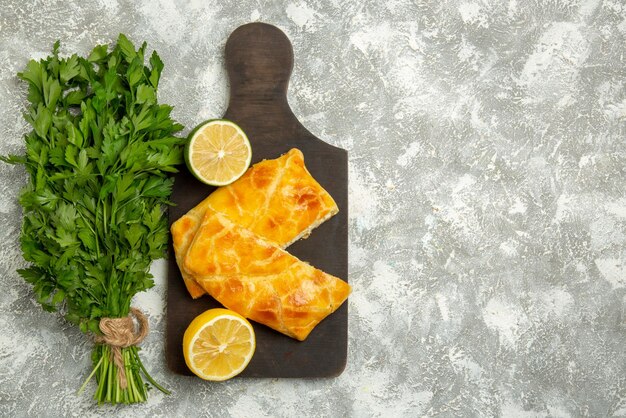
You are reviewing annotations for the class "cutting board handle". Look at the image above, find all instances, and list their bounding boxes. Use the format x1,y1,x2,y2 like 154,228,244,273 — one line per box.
225,22,294,106
223,22,343,151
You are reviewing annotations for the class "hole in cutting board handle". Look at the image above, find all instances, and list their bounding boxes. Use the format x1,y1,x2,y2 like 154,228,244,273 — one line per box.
225,22,294,101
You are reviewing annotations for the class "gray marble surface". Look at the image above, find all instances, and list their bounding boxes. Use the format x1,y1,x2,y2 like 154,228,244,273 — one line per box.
1,0,625,417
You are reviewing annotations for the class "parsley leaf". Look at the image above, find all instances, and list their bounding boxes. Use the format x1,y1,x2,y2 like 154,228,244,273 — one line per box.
3,34,185,403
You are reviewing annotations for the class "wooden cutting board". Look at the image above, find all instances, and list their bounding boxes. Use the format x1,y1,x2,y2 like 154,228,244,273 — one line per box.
166,22,349,378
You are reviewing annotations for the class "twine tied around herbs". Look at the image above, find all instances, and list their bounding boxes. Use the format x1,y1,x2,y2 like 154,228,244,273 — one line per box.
94,307,149,389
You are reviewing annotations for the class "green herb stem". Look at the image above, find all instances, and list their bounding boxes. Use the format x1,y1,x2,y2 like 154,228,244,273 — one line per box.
86,344,168,405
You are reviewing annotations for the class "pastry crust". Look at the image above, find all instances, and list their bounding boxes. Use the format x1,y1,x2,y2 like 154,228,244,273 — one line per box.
171,148,339,298
183,208,351,341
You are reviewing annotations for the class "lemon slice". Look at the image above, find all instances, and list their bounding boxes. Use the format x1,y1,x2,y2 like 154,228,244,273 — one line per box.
185,119,252,186
183,308,256,381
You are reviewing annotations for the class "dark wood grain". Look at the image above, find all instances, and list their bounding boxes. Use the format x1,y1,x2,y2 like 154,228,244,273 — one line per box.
166,22,348,378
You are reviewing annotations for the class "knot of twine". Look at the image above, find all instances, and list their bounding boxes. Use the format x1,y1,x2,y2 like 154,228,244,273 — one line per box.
95,307,149,389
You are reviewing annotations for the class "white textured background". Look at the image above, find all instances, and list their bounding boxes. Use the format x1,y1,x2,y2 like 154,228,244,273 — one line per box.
1,0,626,417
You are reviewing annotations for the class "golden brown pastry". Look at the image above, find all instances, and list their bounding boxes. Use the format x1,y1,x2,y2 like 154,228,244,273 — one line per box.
182,208,351,341
171,148,339,298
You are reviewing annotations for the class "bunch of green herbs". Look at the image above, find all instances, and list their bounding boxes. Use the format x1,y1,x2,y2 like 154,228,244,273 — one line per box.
2,34,185,404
